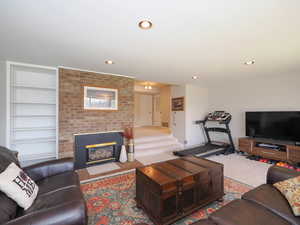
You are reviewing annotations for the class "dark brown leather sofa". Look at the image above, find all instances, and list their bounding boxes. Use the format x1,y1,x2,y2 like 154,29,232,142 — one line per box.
0,156,87,225
193,166,300,225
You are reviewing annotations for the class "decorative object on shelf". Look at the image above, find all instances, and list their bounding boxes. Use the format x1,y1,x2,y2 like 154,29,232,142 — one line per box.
123,127,135,162
127,139,135,162
83,86,118,110
119,145,127,163
172,97,184,111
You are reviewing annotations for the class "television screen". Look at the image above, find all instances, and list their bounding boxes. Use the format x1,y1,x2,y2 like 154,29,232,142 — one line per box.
246,111,300,142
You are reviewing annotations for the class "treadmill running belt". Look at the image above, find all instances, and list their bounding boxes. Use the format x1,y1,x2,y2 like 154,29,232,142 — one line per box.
173,143,226,157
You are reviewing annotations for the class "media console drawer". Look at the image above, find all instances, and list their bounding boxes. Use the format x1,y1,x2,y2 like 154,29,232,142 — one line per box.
238,138,252,153
252,147,287,161
287,145,300,163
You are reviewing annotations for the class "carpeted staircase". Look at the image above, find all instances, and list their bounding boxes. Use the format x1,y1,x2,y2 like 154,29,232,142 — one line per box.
134,134,183,158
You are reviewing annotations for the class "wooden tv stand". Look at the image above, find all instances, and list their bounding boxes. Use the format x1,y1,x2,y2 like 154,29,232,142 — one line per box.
239,137,300,164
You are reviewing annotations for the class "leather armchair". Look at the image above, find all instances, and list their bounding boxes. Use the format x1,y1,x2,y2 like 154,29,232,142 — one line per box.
2,158,87,225
192,166,300,225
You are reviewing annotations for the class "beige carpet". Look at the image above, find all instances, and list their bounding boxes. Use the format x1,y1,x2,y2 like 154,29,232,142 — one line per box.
134,126,171,138
208,153,272,187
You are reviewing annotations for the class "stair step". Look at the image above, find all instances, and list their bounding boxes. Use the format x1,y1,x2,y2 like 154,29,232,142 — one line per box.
135,139,181,150
135,144,183,157
134,134,174,144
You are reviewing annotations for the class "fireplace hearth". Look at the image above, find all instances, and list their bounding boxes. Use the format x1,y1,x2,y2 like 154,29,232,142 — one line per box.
74,132,123,169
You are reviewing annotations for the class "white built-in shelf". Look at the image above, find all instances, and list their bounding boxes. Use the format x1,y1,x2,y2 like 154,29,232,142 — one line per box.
12,102,56,105
13,127,56,132
12,85,56,91
13,115,56,118
13,137,56,144
8,62,58,161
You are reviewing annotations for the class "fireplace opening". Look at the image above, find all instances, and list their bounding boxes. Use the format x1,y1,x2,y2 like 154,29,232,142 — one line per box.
85,142,117,165
74,131,123,169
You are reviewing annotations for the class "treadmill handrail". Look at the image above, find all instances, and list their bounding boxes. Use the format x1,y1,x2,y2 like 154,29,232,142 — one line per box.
205,127,230,133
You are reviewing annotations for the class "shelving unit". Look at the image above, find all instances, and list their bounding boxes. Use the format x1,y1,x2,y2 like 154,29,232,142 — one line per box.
7,62,58,162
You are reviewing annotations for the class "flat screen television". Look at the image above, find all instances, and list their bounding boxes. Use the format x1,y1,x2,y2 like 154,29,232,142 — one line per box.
246,111,300,142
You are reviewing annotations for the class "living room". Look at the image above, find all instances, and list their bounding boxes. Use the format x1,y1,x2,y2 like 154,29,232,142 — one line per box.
0,1,300,225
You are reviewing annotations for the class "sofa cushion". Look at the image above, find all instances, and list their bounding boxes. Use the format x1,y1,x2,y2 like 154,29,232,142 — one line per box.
242,184,300,225
209,199,291,225
0,146,19,173
273,175,300,217
0,193,18,223
21,186,84,215
36,171,79,195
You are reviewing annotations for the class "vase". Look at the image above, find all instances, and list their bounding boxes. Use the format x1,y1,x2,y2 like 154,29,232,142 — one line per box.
127,139,135,162
119,145,127,163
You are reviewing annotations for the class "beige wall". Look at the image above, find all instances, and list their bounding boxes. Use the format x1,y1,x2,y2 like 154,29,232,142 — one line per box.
160,86,171,127
185,85,209,146
207,75,300,146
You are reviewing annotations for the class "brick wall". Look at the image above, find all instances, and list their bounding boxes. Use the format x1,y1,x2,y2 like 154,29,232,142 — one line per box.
59,68,134,158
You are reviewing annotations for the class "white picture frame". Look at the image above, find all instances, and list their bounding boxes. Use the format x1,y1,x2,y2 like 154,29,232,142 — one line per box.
84,86,118,110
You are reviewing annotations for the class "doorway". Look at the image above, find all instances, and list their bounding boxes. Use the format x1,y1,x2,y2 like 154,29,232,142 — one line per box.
134,81,171,129
135,93,153,126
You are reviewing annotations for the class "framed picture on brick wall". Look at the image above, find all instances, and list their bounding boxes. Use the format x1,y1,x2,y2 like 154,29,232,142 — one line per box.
84,86,118,110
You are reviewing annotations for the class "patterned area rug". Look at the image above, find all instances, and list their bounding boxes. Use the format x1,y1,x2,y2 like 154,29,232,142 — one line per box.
81,172,251,225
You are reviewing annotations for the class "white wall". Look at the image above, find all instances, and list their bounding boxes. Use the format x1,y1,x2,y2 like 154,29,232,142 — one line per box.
207,75,300,146
160,86,171,127
185,85,209,147
171,84,209,146
171,85,186,144
0,61,6,146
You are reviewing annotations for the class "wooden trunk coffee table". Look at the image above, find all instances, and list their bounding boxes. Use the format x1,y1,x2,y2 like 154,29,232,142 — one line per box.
136,156,224,225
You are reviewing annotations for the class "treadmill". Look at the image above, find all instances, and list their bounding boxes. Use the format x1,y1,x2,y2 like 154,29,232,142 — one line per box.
173,111,235,158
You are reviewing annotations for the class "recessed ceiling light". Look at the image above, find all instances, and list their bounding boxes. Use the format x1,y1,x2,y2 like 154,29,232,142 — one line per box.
244,60,255,65
192,76,199,80
105,60,114,65
138,20,153,29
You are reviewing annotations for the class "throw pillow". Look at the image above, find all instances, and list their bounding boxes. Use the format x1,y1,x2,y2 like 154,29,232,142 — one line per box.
0,163,39,210
273,175,300,216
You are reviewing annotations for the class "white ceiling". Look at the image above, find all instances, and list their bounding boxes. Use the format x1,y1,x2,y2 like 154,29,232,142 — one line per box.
0,0,300,85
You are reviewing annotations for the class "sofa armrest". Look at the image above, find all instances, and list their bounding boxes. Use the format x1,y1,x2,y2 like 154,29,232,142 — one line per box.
5,200,87,225
23,158,74,181
266,166,300,184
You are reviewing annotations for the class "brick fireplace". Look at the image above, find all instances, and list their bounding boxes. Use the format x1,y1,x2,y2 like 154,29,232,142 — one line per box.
59,68,134,159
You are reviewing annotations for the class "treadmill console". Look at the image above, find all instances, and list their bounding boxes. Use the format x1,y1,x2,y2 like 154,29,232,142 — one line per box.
207,111,231,122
